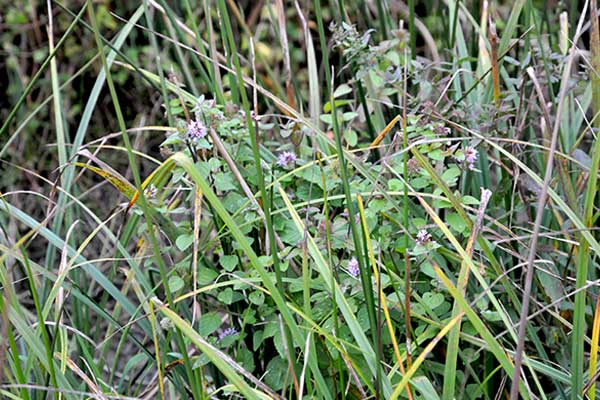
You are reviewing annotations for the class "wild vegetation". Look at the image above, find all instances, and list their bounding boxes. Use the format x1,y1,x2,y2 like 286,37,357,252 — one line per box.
1,1,600,399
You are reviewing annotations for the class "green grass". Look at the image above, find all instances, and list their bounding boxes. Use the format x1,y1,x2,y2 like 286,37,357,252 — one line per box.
1,1,599,399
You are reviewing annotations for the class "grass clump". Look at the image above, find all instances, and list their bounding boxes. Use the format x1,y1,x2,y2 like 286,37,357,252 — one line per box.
1,1,599,399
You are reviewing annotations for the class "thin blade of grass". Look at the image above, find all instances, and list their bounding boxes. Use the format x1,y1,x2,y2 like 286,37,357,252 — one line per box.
589,296,600,400
510,61,576,398
442,188,492,400
356,194,412,400
277,184,394,397
171,152,333,399
152,298,273,400
562,2,595,396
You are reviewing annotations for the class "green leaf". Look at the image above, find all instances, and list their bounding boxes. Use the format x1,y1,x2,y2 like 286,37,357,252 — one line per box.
213,172,237,192
249,290,265,306
411,177,430,189
442,166,461,186
412,376,441,400
412,218,427,228
175,234,194,251
218,288,235,304
461,195,480,205
264,357,287,390
422,292,445,309
220,255,238,272
429,149,445,161
388,178,405,191
237,348,255,372
168,275,184,293
197,266,218,285
344,129,358,146
322,99,352,113
320,114,333,124
536,263,564,304
333,83,353,98
342,112,359,121
481,310,503,322
419,261,437,278
446,212,467,234
198,312,221,337
162,133,183,146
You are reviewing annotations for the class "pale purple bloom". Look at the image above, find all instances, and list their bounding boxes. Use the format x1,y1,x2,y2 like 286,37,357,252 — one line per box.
347,257,360,278
415,229,432,246
144,184,157,199
434,124,451,136
406,157,421,174
464,146,478,170
218,327,237,342
186,119,207,141
277,151,297,168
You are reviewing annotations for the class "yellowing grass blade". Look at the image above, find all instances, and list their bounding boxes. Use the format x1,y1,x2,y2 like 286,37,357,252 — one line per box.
152,297,277,400
370,114,401,149
589,297,600,400
127,157,177,210
73,162,136,199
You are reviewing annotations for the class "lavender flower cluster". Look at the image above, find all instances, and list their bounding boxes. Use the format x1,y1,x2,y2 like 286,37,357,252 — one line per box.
186,119,207,142
277,151,297,168
415,229,432,246
463,146,478,170
347,257,360,278
218,327,237,342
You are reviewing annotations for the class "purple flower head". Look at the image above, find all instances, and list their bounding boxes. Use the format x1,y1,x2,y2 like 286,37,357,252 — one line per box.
186,119,207,142
455,146,479,171
415,229,432,246
277,151,297,168
464,146,478,170
406,157,421,174
347,257,360,278
218,327,237,342
434,124,451,136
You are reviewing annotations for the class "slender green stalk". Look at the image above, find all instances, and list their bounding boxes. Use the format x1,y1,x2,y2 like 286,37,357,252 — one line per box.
329,75,379,387
0,266,31,400
375,0,389,40
317,153,344,398
21,250,59,399
401,49,413,375
144,1,174,127
572,2,600,398
450,0,460,48
182,0,224,104
314,0,331,96
85,2,202,397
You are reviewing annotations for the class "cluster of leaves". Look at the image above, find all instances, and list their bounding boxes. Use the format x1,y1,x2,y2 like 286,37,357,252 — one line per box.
2,1,598,399
139,78,489,393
